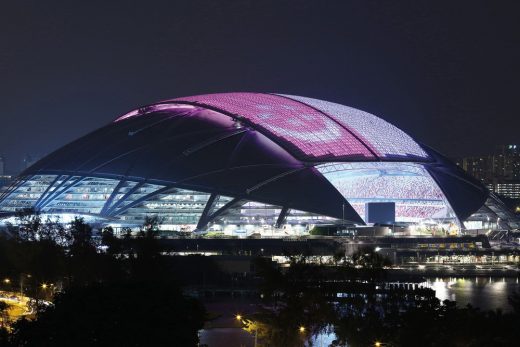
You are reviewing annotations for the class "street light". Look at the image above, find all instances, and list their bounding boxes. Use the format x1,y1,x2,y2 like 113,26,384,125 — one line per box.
236,314,258,347
41,283,48,289
3,278,10,284
235,313,258,347
299,326,305,333
19,274,31,296
375,342,382,347
342,203,345,226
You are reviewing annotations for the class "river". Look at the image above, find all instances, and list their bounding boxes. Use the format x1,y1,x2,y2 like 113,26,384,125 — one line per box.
200,276,520,346
422,276,520,311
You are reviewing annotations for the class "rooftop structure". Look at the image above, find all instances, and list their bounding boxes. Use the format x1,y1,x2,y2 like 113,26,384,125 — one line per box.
0,93,517,235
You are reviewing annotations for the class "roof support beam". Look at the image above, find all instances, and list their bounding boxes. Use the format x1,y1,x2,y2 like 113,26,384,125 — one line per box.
33,175,63,209
107,186,173,217
38,176,85,210
196,193,219,230
100,179,127,216
197,197,246,230
275,206,289,228
183,129,246,156
104,182,145,216
246,167,304,194
0,175,32,205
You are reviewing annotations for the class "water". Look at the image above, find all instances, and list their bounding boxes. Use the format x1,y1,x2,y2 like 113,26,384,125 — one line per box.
199,278,520,346
422,277,520,311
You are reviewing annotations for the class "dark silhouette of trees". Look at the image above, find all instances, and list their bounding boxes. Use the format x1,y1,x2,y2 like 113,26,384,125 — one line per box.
8,281,206,347
66,217,104,285
252,256,337,346
251,251,520,347
100,226,122,256
352,246,392,269
0,301,10,327
0,215,208,346
2,215,520,346
140,215,163,237
12,209,42,242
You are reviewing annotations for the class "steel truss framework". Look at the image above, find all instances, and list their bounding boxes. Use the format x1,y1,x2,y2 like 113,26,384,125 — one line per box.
465,194,520,230
0,174,334,230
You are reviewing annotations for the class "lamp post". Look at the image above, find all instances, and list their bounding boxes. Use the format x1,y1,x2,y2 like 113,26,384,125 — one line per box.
236,314,257,347
342,203,345,226
19,274,30,296
3,278,10,292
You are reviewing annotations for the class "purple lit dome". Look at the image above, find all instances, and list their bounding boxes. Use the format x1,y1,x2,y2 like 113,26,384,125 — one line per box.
118,93,428,162
1,93,510,230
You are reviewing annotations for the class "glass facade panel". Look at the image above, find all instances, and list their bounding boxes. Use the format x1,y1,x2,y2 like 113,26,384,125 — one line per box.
0,175,58,211
286,209,336,224
120,188,211,229
45,177,121,215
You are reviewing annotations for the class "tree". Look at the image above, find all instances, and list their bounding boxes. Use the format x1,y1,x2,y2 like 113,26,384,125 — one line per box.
8,281,206,347
101,226,122,256
0,301,10,328
140,215,163,237
351,246,391,270
39,216,70,246
15,209,42,241
67,217,98,285
69,217,93,251
252,256,337,346
0,301,9,346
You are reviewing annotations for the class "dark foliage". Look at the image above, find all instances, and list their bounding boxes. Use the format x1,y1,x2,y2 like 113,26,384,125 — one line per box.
0,216,208,346
8,281,206,347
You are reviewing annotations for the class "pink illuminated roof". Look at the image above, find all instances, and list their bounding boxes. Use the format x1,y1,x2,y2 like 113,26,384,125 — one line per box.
279,94,428,159
173,93,374,160
116,92,430,162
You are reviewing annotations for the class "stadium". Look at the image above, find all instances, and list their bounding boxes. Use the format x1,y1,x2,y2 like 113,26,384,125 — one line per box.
0,93,517,236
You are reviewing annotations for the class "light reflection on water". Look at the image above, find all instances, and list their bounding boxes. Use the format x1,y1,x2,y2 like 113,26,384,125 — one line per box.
421,277,520,311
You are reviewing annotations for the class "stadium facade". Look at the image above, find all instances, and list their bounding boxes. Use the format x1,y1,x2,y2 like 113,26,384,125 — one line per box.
0,93,517,235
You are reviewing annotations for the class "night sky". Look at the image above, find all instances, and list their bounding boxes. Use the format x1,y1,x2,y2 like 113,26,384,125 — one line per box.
1,1,519,172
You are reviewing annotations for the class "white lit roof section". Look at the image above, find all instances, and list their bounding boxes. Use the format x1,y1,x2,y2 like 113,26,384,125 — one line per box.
317,162,457,223
280,94,429,160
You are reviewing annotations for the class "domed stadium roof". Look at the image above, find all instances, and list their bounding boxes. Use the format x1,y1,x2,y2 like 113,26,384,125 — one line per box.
118,93,429,161
1,93,515,231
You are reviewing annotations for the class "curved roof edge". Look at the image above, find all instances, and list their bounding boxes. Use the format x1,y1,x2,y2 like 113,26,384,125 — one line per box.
421,145,489,222
116,92,432,163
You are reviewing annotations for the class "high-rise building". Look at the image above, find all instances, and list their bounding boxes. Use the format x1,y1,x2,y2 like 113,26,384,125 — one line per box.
495,182,520,199
0,156,12,189
494,144,520,180
461,145,520,199
461,155,494,183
